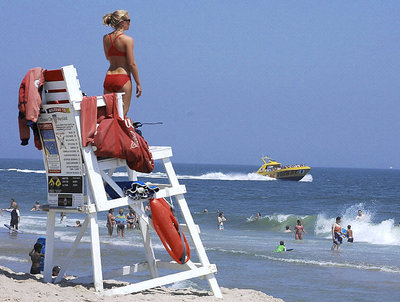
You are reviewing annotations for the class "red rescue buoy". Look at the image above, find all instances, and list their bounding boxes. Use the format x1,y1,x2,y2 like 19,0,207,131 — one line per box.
149,198,190,264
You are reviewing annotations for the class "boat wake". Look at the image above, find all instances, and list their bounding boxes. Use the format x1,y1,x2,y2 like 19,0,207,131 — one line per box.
0,168,45,174
299,174,313,182
1,167,314,182
89,171,275,182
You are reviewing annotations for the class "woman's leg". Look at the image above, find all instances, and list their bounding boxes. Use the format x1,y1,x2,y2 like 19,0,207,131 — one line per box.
120,79,133,116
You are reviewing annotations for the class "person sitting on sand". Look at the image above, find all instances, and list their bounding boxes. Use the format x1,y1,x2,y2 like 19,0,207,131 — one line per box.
30,201,40,211
52,265,60,277
284,225,292,233
29,243,44,275
331,216,343,251
274,241,287,252
294,220,306,240
345,225,353,242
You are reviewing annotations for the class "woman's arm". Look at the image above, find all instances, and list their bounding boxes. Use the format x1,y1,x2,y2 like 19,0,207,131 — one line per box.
125,37,142,97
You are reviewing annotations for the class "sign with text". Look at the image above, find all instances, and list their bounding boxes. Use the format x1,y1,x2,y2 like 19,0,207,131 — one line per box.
38,104,84,207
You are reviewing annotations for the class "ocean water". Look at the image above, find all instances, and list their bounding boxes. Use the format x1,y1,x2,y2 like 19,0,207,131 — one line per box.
0,158,400,302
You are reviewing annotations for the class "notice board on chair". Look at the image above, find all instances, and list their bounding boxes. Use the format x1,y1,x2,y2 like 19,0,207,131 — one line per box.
37,103,84,208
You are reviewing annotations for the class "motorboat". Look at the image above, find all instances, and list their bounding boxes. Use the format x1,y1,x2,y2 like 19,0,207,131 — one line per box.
256,156,310,181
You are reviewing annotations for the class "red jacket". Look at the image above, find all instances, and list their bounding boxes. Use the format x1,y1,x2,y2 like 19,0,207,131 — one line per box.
81,94,113,147
18,67,45,149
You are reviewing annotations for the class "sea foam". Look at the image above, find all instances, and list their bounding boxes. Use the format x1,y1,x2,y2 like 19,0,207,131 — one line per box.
315,204,400,246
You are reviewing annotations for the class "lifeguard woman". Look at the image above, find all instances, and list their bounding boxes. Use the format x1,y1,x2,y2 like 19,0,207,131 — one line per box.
103,10,142,116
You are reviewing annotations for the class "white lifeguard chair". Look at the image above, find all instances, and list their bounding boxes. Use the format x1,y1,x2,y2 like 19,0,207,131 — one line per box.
37,65,222,298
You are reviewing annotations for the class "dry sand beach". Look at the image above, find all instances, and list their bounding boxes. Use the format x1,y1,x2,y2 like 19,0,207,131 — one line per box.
0,265,283,302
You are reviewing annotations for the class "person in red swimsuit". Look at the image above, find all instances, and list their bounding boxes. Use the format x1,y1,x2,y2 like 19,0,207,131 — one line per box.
103,10,142,116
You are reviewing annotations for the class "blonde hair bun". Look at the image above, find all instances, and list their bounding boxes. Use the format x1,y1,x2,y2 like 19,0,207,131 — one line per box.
103,13,112,26
102,10,129,29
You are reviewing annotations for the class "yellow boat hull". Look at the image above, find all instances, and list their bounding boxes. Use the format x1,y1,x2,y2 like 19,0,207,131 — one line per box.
259,167,311,181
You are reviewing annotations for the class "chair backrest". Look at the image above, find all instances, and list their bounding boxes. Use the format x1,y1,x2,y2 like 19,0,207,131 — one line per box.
41,65,83,104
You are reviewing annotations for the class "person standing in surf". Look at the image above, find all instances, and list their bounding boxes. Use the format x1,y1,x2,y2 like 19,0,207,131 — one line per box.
106,208,116,237
294,219,306,240
103,10,142,117
8,198,15,208
115,208,127,238
3,201,20,234
218,212,227,230
345,225,354,242
126,208,136,229
331,216,343,251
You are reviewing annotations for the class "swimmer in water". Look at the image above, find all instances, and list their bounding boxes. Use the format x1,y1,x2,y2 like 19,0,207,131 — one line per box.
274,241,287,252
284,225,292,233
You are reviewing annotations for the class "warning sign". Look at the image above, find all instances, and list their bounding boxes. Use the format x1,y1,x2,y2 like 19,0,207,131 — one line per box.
38,104,84,207
48,176,83,194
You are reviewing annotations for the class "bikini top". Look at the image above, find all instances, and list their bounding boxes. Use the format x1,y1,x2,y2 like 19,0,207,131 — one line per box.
107,33,126,57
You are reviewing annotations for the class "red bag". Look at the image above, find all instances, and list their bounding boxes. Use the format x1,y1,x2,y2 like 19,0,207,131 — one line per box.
93,95,154,173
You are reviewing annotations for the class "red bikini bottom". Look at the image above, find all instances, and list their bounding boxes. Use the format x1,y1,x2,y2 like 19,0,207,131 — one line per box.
103,74,131,92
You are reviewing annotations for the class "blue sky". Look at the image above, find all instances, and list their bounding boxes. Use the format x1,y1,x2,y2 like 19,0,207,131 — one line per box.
1,1,399,168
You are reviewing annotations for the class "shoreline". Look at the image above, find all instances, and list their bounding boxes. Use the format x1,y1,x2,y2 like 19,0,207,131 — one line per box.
0,265,284,302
